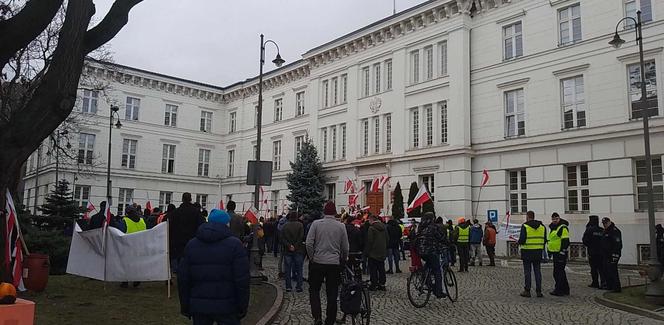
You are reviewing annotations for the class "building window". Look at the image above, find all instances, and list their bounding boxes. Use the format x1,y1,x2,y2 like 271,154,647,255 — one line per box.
439,41,448,76
559,4,582,45
420,174,435,199
164,104,178,127
332,77,339,106
635,158,664,211
274,99,283,122
162,144,176,174
509,170,527,214
505,89,525,137
200,111,213,132
503,22,523,60
567,164,590,212
341,74,348,103
78,133,95,165
118,188,134,216
424,104,433,146
273,140,281,171
362,67,370,97
424,46,433,81
295,135,304,158
385,114,392,153
625,0,652,28
159,191,172,211
196,194,208,209
439,101,448,144
322,80,329,108
296,91,305,116
125,97,140,120
322,128,328,161
198,149,210,177
331,126,337,160
341,124,347,159
229,111,237,133
411,108,419,148
326,183,336,201
82,89,98,114
362,119,369,156
561,76,586,129
374,117,380,154
410,50,420,84
628,60,658,119
227,149,235,177
385,60,393,90
74,185,91,208
121,139,137,169
374,63,381,94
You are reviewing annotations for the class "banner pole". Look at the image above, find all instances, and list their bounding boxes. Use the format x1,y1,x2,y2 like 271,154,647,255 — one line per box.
473,186,483,221
167,220,171,299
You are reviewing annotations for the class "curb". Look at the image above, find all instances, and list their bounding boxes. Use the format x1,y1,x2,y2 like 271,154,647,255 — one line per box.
594,287,664,322
255,281,283,325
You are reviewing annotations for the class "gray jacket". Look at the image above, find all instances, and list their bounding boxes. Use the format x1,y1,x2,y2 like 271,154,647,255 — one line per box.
305,215,349,265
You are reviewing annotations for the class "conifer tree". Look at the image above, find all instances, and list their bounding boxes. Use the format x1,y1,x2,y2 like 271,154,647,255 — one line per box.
36,179,82,230
391,182,404,219
286,140,326,216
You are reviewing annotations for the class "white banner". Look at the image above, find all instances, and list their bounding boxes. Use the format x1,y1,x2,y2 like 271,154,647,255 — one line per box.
497,222,522,242
67,222,170,282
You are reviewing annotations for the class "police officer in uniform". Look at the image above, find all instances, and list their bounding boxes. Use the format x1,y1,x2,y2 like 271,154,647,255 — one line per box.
601,217,622,293
582,215,605,288
518,211,546,298
548,212,570,296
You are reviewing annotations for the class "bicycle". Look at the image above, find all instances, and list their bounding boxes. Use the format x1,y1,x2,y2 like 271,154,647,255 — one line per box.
441,250,458,302
407,249,458,307
339,253,371,325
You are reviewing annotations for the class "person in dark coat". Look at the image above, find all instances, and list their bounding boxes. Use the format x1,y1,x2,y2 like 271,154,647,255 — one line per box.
386,217,403,274
548,213,570,296
227,200,247,240
518,211,546,298
345,216,364,254
364,214,388,291
416,212,447,299
446,219,457,267
280,212,305,292
601,217,623,293
264,217,277,253
88,201,107,230
170,193,206,273
656,224,664,266
178,209,249,324
582,215,605,288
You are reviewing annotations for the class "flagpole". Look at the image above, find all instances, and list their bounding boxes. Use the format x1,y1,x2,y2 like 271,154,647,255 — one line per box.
166,220,171,299
473,186,483,221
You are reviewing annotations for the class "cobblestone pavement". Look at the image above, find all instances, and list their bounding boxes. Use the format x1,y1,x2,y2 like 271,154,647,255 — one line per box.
261,255,663,325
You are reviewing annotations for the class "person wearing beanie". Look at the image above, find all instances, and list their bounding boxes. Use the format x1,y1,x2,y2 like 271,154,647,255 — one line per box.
305,201,349,325
178,207,249,324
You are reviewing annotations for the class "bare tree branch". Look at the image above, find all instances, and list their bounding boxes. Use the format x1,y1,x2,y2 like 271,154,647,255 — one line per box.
84,0,143,54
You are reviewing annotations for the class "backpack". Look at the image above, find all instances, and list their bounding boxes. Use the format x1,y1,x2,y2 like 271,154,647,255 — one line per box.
340,281,363,315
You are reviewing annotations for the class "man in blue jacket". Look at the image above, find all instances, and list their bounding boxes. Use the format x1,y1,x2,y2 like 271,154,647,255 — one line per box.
469,219,483,266
178,209,250,324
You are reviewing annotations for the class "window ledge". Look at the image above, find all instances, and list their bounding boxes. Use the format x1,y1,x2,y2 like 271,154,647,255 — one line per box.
504,135,527,140
564,211,590,214
560,125,588,131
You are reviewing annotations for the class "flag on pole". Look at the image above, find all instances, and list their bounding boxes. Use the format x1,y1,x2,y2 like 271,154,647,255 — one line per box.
481,168,490,187
406,184,432,213
217,199,224,210
379,176,390,189
4,190,25,290
349,185,366,207
344,177,355,193
370,177,381,192
145,201,153,213
83,202,96,220
361,206,371,212
244,207,259,225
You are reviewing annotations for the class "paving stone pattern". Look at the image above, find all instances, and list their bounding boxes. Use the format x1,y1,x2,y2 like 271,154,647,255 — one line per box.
263,255,662,325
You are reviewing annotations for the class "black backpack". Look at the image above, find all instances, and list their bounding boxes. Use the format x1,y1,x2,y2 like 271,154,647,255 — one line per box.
340,281,363,315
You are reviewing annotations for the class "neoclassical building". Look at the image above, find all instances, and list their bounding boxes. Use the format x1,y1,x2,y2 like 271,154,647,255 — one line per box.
22,0,664,264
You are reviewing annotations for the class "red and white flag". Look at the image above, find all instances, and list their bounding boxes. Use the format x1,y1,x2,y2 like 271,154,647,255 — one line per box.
406,184,432,213
244,207,259,225
379,176,390,189
370,177,381,192
145,201,153,213
83,202,96,220
4,190,25,291
260,187,268,208
361,206,371,212
344,177,355,193
217,199,225,210
481,168,490,187
349,185,366,206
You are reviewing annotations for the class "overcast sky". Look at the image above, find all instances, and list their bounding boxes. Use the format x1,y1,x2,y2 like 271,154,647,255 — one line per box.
92,0,429,86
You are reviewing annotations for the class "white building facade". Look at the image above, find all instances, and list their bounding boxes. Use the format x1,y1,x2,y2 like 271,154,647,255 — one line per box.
22,0,664,264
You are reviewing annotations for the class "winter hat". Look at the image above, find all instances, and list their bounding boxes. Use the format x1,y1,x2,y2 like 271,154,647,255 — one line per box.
323,201,337,216
208,209,230,225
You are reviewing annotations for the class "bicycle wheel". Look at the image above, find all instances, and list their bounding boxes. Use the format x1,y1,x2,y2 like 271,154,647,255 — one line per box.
407,269,431,308
360,286,371,325
444,267,458,302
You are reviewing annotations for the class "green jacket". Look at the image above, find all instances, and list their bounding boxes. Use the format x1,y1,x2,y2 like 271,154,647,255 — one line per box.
364,221,388,260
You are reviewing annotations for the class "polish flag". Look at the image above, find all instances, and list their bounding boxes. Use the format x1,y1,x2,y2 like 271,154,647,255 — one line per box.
481,168,490,187
361,206,371,212
344,177,355,193
406,184,432,213
349,185,366,206
5,190,25,290
379,176,390,189
371,177,381,192
145,201,153,213
104,203,112,227
245,207,259,225
217,199,225,210
83,202,96,220
260,186,268,208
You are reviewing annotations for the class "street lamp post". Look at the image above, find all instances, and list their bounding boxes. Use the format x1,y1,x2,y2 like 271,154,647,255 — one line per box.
252,34,285,278
107,105,122,210
53,129,69,185
610,11,662,300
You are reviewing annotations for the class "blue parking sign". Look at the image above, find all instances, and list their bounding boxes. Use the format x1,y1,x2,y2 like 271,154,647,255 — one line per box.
487,210,498,223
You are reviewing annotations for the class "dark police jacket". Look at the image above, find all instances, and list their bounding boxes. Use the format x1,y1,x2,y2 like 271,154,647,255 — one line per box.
582,221,604,256
601,222,622,262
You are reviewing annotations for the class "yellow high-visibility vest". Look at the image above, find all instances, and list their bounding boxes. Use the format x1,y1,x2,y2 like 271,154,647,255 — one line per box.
123,217,146,234
548,225,569,253
521,224,545,250
457,226,469,243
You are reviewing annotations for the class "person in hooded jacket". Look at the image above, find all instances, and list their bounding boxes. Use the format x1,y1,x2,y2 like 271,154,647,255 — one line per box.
582,215,605,288
548,212,570,296
365,214,388,290
483,221,497,266
601,217,622,293
178,209,249,325
469,219,483,266
386,217,403,274
416,212,448,299
518,211,546,298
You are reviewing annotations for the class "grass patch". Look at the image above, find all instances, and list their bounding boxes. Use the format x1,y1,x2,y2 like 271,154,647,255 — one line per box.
604,285,662,311
18,275,276,325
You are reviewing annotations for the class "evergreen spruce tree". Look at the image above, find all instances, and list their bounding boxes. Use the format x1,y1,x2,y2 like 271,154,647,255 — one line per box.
406,181,422,218
391,182,404,219
36,180,82,230
286,140,326,216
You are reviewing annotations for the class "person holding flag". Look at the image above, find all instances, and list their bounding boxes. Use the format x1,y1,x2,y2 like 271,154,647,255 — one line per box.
88,201,108,230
